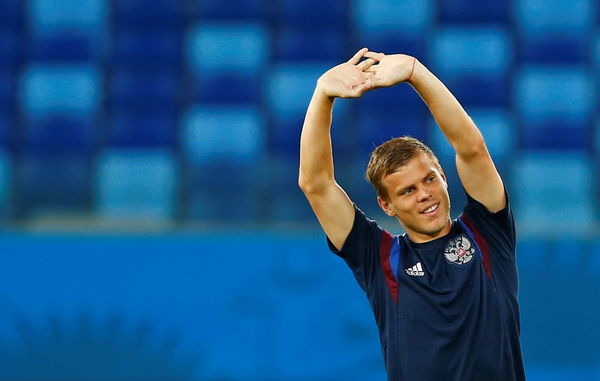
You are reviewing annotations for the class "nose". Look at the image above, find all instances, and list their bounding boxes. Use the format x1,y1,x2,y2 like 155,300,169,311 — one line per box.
417,186,432,202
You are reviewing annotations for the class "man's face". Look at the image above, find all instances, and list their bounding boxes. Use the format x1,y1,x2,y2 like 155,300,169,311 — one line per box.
377,152,452,243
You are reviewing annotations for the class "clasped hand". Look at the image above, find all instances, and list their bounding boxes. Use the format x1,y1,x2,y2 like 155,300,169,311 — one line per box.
317,48,416,99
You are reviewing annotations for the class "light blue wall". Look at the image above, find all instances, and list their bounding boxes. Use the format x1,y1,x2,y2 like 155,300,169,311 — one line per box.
0,234,597,380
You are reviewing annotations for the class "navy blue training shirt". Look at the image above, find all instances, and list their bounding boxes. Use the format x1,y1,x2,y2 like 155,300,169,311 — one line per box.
328,192,525,381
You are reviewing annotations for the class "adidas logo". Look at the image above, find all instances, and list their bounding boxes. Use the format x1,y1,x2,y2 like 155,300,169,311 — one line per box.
405,262,425,277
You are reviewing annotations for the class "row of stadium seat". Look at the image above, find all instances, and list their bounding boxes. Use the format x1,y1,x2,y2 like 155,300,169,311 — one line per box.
0,142,596,233
1,63,596,149
0,0,598,232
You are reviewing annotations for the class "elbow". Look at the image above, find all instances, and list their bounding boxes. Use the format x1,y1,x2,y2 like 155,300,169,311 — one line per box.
457,136,487,161
298,175,314,194
298,175,331,195
298,176,309,192
298,177,319,195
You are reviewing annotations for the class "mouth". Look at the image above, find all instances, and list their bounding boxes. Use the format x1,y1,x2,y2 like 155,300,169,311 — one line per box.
419,203,439,215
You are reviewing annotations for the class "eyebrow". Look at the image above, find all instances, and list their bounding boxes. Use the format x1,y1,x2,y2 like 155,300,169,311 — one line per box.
396,171,436,195
423,170,436,180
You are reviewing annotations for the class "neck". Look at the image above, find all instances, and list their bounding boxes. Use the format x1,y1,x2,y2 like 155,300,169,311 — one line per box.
404,219,452,244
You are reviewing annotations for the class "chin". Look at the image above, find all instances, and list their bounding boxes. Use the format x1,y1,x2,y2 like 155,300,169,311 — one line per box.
421,218,451,237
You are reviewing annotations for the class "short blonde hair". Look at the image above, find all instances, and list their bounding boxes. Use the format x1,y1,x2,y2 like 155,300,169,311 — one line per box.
365,136,440,200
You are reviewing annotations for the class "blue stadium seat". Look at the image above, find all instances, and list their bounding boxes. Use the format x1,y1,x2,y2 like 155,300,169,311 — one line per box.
468,108,515,164
186,22,266,102
114,0,183,27
0,70,14,117
428,119,454,161
187,22,269,76
269,116,304,159
447,75,509,107
111,71,178,114
520,120,590,150
0,31,22,69
266,63,333,156
109,71,179,147
0,150,12,219
359,82,424,113
181,105,265,165
268,159,316,222
515,0,594,39
28,0,107,62
511,152,596,235
355,36,427,62
22,116,95,154
267,63,331,121
515,66,593,150
430,27,512,106
16,154,91,217
594,119,600,155
515,0,594,63
193,74,262,104
270,99,355,160
438,0,509,23
197,0,266,20
20,64,102,120
30,33,97,62
28,0,107,35
109,113,176,147
113,29,181,72
273,27,348,62
590,32,600,74
95,149,178,220
0,114,11,147
430,26,512,77
278,0,348,28
353,0,434,40
357,112,425,157
0,0,23,31
520,38,588,64
184,162,265,222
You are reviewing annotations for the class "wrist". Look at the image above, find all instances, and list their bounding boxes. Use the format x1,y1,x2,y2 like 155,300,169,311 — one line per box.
407,58,420,85
315,80,336,101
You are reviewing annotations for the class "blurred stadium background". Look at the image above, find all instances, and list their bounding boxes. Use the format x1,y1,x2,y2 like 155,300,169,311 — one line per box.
0,0,598,379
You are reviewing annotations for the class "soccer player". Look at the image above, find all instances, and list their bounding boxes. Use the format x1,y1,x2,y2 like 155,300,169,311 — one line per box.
298,48,525,380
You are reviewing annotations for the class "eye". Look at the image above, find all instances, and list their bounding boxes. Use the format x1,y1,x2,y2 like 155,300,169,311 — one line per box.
426,175,436,183
400,187,414,196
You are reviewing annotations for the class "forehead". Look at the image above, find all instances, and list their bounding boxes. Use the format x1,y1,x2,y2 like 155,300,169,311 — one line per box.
381,153,440,189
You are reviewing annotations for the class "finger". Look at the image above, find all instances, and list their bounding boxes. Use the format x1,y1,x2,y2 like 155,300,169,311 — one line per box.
352,81,372,97
357,58,378,70
364,51,385,61
347,47,368,64
364,63,379,74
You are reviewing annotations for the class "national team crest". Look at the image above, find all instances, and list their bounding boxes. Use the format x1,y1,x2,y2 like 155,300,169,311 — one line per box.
444,235,475,265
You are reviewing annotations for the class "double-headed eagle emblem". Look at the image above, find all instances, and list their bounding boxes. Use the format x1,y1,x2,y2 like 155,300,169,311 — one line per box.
444,234,475,265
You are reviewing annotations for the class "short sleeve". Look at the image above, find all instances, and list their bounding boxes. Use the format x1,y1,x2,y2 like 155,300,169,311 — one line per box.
463,190,516,258
326,204,384,291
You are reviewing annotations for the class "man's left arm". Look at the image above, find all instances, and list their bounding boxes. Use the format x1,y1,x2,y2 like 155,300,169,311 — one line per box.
365,52,505,212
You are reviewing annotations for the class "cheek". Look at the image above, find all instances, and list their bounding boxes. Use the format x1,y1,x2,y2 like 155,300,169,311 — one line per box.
392,199,414,214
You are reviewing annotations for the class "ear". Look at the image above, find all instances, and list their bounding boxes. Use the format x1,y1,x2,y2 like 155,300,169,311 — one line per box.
377,196,396,217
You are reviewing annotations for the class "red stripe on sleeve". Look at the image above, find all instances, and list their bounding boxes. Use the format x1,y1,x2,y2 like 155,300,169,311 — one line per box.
379,230,398,303
462,215,492,279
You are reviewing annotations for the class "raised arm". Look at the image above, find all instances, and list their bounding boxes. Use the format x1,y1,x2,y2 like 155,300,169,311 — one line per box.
365,52,506,212
299,48,376,250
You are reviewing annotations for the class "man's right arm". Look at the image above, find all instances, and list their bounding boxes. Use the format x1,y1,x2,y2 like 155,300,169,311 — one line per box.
298,48,375,251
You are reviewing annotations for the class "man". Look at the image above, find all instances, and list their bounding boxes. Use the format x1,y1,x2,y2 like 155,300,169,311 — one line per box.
298,48,525,380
